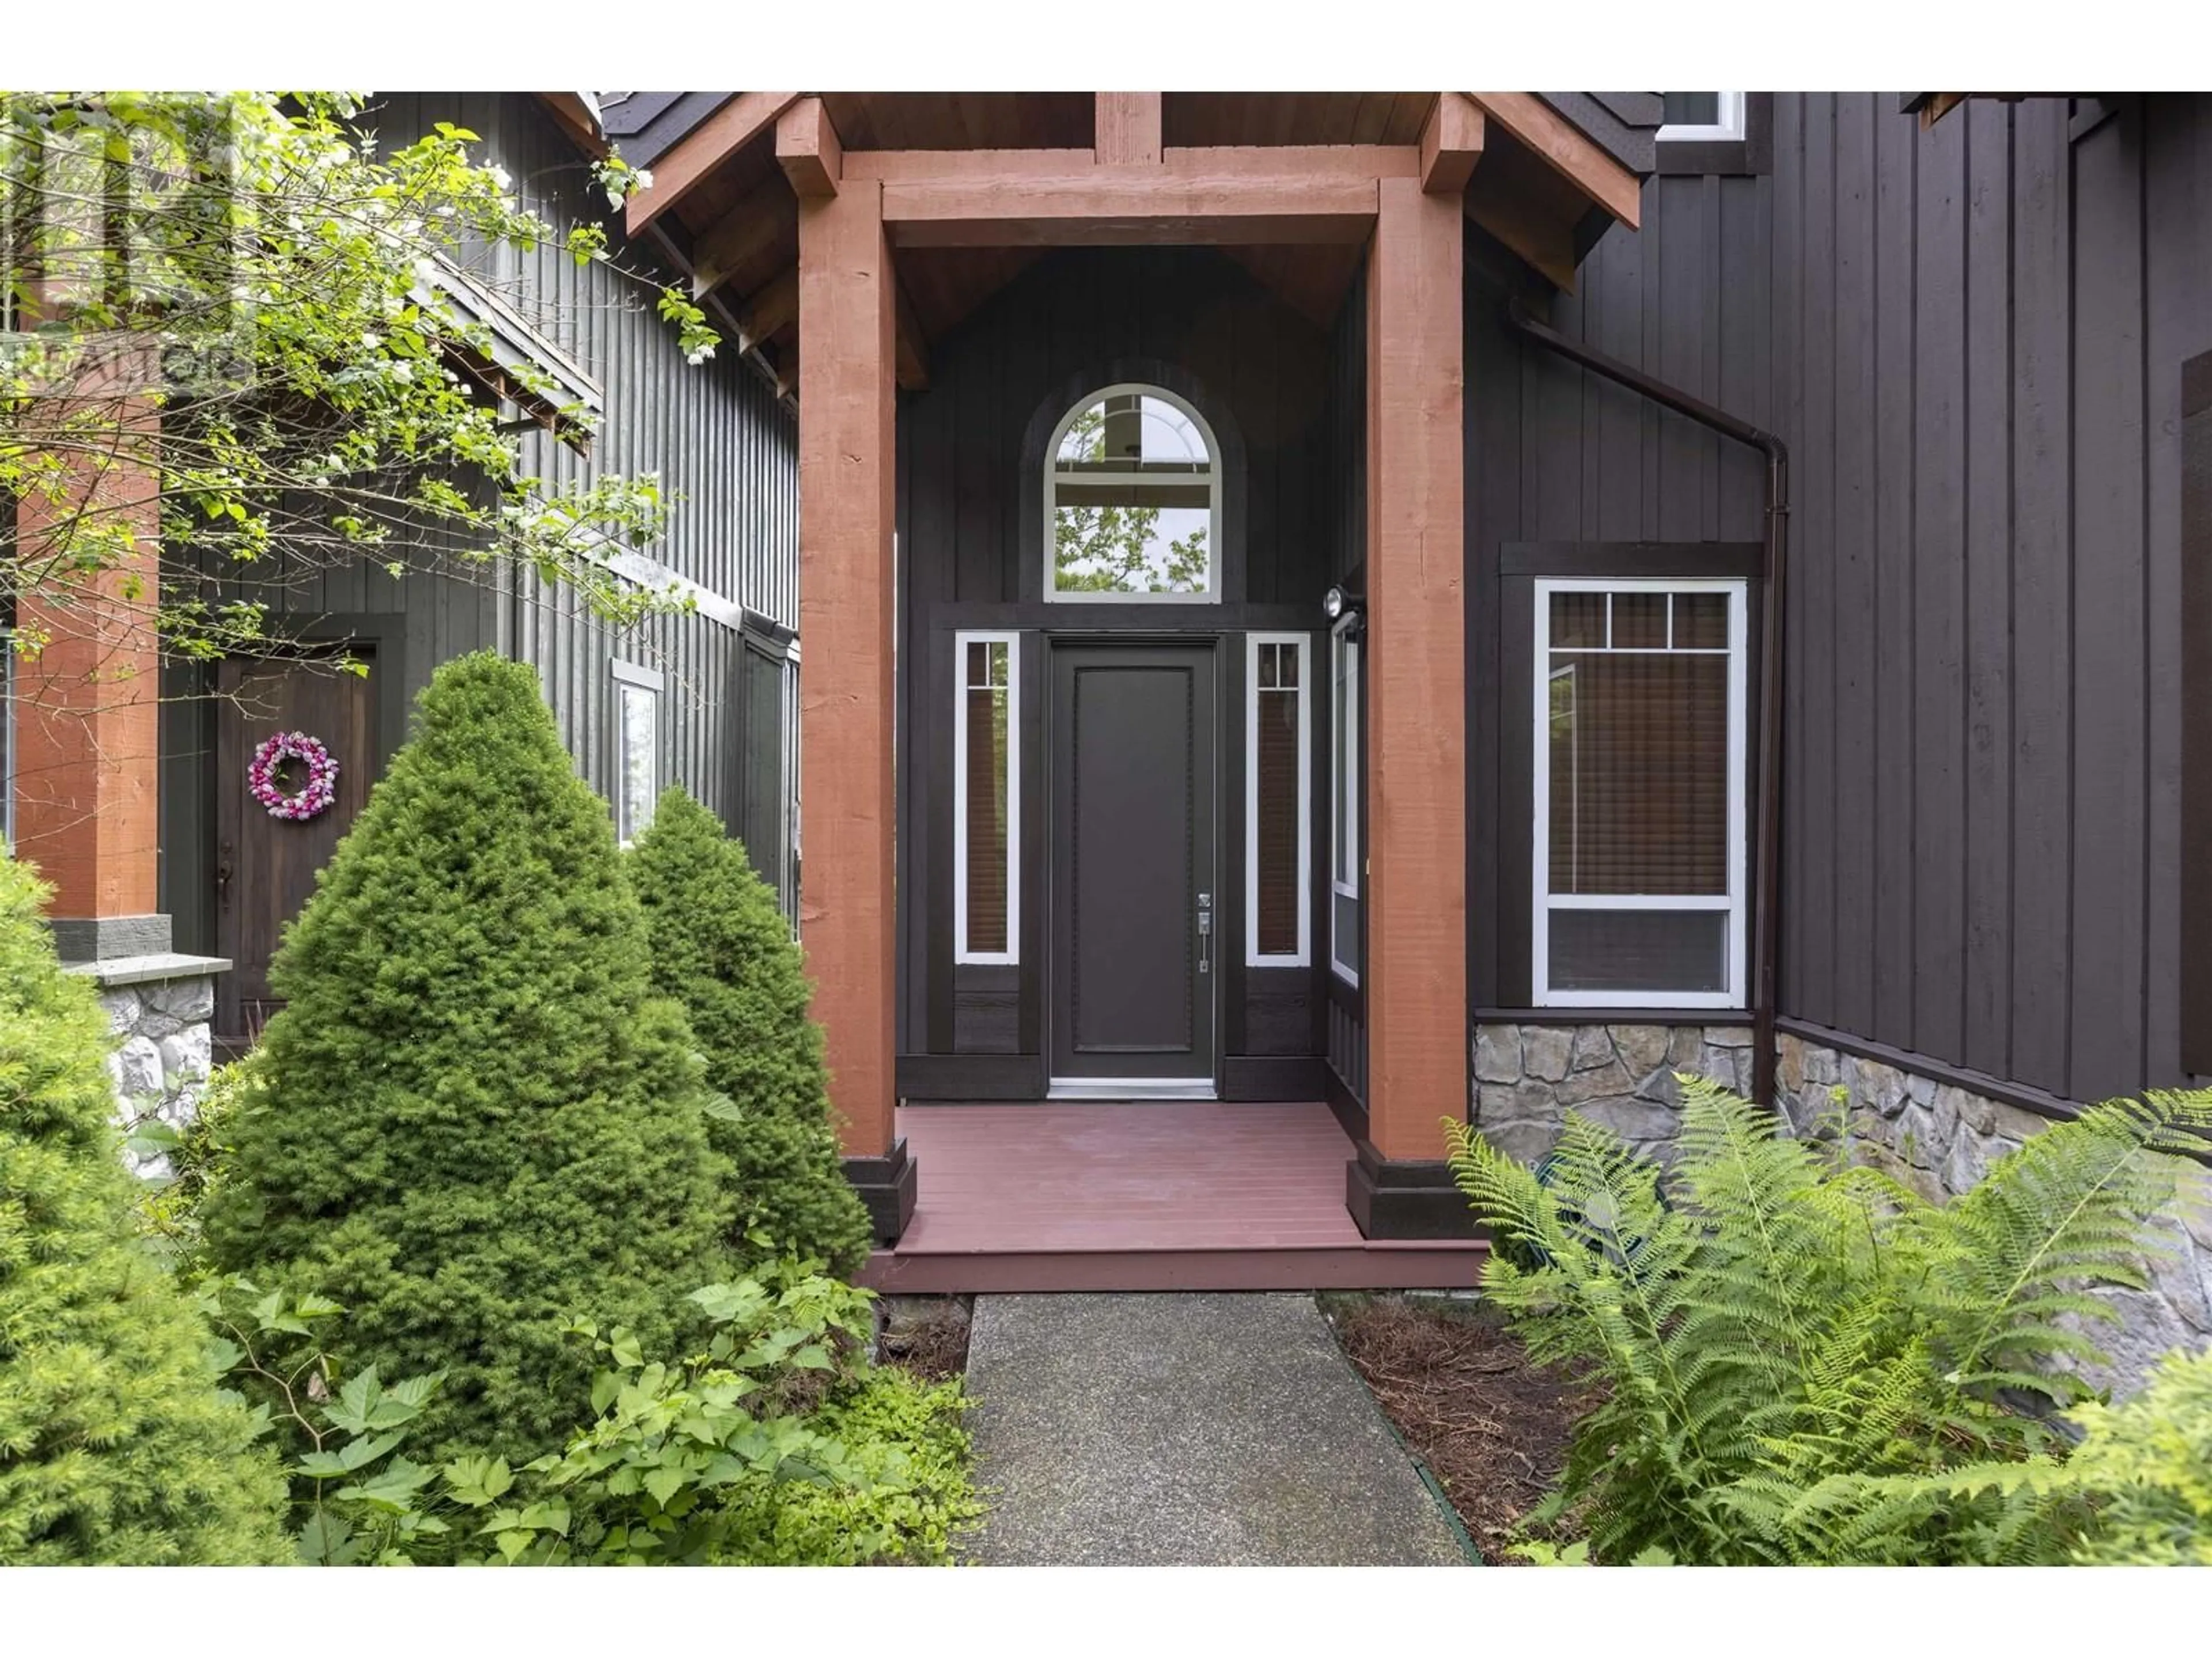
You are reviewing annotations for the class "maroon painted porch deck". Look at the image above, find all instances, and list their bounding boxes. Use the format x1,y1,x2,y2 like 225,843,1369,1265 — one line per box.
855,1102,1484,1294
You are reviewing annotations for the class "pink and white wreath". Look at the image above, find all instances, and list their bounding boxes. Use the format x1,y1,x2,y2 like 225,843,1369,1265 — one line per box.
248,730,339,821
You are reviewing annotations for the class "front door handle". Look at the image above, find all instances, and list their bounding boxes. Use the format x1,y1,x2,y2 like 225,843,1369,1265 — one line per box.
1196,891,1212,975
217,842,234,911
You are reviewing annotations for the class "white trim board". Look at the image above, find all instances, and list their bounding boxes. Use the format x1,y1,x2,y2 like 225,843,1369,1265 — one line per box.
953,629,1020,966
1245,631,1312,967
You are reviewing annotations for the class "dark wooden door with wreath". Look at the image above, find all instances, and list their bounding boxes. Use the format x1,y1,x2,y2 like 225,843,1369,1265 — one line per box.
213,649,377,1050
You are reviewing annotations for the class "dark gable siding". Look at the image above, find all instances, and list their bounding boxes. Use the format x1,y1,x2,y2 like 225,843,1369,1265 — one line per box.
1464,169,1772,1014
1467,91,2209,1101
160,93,801,950
1770,93,2212,1101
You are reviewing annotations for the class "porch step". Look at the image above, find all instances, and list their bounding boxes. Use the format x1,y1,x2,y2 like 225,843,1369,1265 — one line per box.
858,1240,1484,1296
860,1100,1486,1294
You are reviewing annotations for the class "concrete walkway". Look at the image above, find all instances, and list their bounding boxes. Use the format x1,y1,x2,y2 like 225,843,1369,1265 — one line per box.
962,1293,1470,1566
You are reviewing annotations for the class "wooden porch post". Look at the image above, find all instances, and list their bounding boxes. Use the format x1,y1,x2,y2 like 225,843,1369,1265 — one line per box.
794,139,915,1241
1362,176,1467,1168
11,341,166,961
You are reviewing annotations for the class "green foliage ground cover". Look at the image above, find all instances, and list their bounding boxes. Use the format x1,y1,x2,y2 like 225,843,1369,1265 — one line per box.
1448,1074,2212,1565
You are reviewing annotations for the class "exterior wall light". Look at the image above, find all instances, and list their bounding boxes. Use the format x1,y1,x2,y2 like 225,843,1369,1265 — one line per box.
1323,584,1365,637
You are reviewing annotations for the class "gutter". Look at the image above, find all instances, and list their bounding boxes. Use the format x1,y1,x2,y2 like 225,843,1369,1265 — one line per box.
1504,298,1792,1108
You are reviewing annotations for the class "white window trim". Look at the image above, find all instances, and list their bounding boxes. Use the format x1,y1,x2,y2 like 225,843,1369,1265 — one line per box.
1656,92,1747,145
1245,632,1311,967
953,629,1020,965
1042,382,1224,604
1531,577,1748,1009
611,658,664,849
1329,615,1361,986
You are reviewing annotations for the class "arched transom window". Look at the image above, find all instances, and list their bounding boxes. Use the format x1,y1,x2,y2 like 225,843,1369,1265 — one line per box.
1045,385,1221,601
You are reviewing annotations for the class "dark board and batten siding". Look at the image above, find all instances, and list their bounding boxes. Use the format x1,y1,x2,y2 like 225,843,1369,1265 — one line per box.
1768,94,2212,1101
1479,93,2211,1105
894,247,1340,1092
1464,169,1772,1016
158,93,801,953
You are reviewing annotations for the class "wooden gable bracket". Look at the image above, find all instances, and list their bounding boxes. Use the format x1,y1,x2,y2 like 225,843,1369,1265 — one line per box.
626,90,800,235
733,268,798,353
1419,93,1484,194
688,173,795,301
1463,92,1641,229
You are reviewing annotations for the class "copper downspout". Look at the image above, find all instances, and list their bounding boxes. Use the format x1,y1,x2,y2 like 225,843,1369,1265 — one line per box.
1505,299,1792,1106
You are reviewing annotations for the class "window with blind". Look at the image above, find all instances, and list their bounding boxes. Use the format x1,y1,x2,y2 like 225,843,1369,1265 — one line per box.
1247,634,1309,965
955,631,1018,964
1533,579,1746,1006
1330,618,1362,985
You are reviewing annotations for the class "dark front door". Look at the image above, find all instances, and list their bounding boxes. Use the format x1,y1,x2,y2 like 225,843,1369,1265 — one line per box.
214,651,378,1048
1048,641,1218,1091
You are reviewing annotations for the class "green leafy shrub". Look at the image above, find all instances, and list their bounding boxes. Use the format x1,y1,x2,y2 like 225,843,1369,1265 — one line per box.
0,853,291,1564
1876,1341,2212,1566
628,787,873,1277
202,652,736,1467
208,1257,980,1566
1446,1073,2212,1565
132,1051,262,1255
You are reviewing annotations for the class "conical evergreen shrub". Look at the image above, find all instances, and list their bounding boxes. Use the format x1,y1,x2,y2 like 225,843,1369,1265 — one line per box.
0,854,290,1563
202,652,734,1464
628,788,874,1277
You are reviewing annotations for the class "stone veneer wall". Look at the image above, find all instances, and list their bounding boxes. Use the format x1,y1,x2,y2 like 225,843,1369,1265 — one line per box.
1472,1019,2211,1391
1773,1032,2212,1388
69,959,224,1179
1472,1022,1754,1164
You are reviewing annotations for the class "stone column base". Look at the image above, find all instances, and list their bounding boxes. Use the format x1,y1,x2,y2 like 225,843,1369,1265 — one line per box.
65,952,231,1178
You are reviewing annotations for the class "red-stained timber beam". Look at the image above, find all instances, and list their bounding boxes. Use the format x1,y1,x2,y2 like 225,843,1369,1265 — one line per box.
1419,93,1484,194
1095,93,1162,166
1363,177,1467,1164
797,179,897,1158
881,173,1379,248
12,343,162,928
777,97,842,199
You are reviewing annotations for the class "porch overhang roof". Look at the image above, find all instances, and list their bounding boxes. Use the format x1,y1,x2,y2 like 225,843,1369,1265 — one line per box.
603,93,1646,402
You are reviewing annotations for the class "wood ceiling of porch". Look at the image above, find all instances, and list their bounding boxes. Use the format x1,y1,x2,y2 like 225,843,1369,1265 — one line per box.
620,92,1638,402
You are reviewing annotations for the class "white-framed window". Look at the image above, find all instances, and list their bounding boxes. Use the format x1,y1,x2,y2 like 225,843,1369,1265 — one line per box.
1246,632,1310,967
1328,615,1362,986
611,658,662,846
954,630,1018,965
1532,578,1748,1007
1656,92,1747,144
1044,383,1221,603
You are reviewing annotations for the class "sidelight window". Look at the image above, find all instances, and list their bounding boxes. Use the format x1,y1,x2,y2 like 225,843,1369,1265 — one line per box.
1329,617,1361,984
1533,579,1747,1006
1247,634,1310,965
611,658,662,846
1044,384,1221,601
955,630,1019,964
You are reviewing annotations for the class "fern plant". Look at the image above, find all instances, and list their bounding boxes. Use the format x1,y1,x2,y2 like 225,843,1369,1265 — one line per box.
1445,1074,2212,1565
